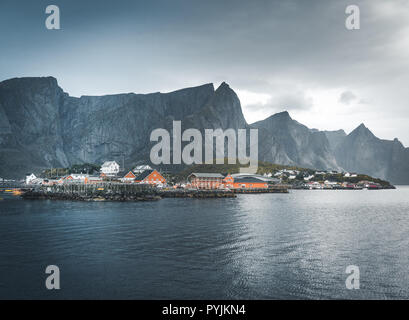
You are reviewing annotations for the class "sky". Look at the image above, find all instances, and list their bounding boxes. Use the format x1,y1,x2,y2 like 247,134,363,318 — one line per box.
1,0,409,145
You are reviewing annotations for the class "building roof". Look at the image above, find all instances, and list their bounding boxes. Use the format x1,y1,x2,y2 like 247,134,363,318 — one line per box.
123,171,136,178
101,161,119,168
234,177,267,183
188,173,224,178
133,164,152,172
135,169,155,181
231,173,277,182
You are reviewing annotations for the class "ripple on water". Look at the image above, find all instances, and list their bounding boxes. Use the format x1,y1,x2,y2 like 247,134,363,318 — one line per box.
0,188,409,299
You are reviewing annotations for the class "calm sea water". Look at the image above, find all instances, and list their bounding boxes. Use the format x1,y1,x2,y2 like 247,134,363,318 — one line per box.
0,187,409,300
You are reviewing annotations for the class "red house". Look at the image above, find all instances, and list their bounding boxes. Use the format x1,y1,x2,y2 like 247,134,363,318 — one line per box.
122,170,137,183
135,169,166,185
222,174,234,189
188,173,224,189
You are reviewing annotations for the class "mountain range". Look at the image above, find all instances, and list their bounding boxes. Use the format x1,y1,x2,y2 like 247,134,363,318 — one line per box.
1,76,408,184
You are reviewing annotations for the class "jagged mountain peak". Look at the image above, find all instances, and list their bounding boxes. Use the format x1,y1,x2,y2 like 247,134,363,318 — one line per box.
357,122,367,129
258,111,292,124
273,110,291,118
190,80,247,129
213,82,238,100
350,122,375,138
250,111,293,128
216,81,230,91
251,110,340,171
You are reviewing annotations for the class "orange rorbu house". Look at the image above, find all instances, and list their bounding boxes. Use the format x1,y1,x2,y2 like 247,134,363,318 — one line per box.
188,173,269,190
135,169,166,185
232,177,268,189
188,173,224,189
122,170,137,183
223,174,234,189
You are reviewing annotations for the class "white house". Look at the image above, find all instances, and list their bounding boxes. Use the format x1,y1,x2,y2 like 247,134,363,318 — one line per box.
344,172,357,178
26,173,37,185
64,173,89,183
304,175,315,181
324,180,339,186
100,161,120,177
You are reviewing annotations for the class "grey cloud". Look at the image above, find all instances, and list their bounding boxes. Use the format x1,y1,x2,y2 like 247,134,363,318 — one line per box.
0,0,409,145
339,91,357,105
246,91,313,114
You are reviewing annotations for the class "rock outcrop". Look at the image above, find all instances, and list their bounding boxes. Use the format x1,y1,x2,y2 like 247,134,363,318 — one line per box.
334,124,409,184
252,111,341,170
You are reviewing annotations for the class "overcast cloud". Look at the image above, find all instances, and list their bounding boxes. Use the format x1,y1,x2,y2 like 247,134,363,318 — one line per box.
0,0,408,145
339,91,357,105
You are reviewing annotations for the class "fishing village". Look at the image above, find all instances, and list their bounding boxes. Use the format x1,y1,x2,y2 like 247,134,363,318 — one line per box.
0,161,289,202
0,160,394,202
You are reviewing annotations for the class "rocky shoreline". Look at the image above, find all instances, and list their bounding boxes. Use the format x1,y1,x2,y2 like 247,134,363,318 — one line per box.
21,190,162,202
160,190,237,198
21,188,238,202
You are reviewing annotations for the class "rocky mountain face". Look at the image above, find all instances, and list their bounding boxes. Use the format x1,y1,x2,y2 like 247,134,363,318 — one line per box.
0,77,248,178
334,124,409,185
323,129,347,152
252,111,341,171
1,76,408,184
0,77,69,176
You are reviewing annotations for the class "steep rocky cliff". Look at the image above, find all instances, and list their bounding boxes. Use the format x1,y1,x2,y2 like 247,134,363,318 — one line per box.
334,124,409,184
252,111,340,170
0,77,68,176
323,129,347,152
1,76,408,184
0,77,249,178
